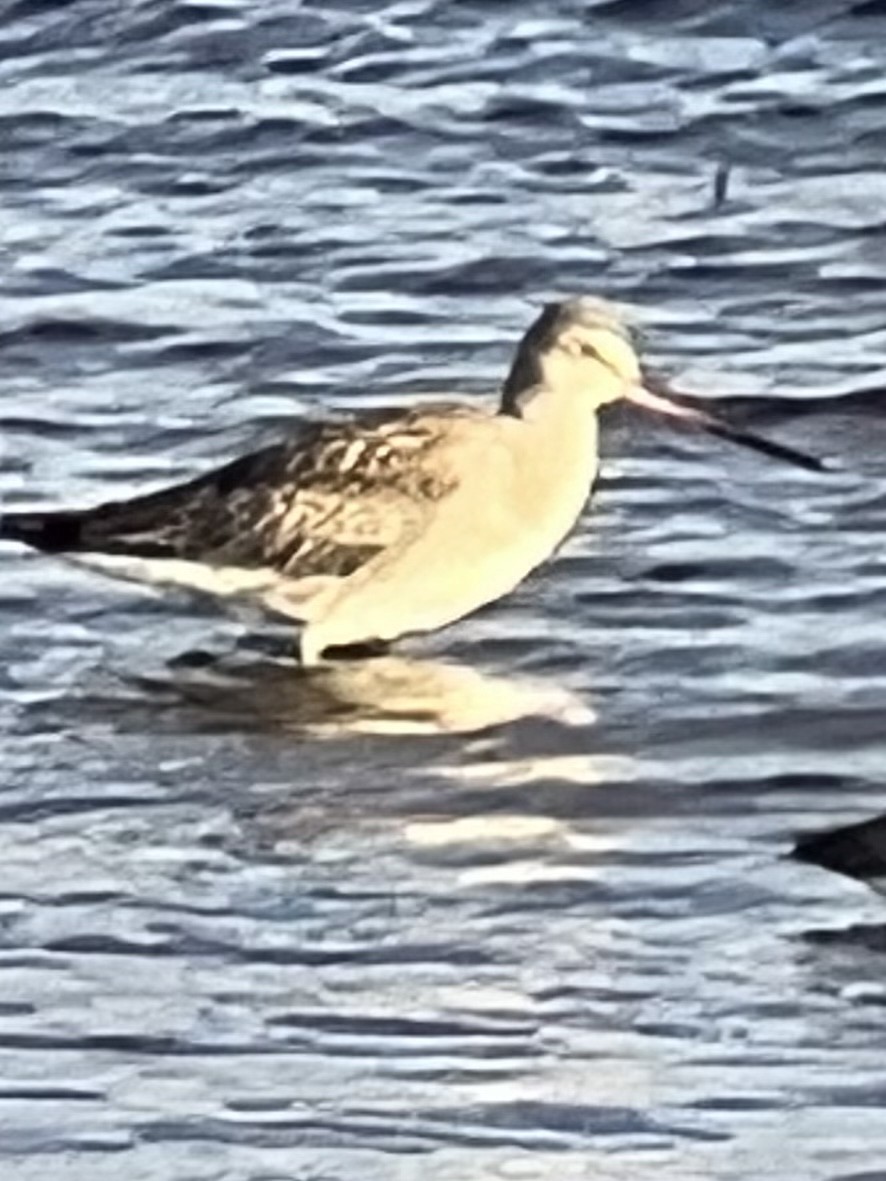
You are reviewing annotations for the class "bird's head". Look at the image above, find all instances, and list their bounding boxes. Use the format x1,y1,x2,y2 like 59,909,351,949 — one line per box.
501,297,825,472
502,297,639,413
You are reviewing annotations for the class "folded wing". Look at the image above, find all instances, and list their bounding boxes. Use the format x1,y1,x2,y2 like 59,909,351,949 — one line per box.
0,408,471,587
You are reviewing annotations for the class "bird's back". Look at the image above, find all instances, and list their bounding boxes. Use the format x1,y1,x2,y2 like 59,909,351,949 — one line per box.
0,402,491,601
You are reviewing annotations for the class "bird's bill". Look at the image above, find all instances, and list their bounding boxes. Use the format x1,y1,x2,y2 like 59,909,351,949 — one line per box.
625,381,826,473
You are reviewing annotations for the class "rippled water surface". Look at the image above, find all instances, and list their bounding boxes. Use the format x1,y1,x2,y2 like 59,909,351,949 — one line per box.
3,2,886,1178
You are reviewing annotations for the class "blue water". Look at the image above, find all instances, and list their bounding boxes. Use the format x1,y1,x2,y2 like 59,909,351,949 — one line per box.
2,2,886,1178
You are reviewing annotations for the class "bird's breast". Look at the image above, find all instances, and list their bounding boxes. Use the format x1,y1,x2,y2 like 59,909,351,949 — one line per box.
505,401,600,554
302,406,599,650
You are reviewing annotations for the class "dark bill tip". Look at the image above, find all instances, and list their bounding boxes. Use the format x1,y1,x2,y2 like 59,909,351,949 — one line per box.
697,417,830,473
626,381,829,473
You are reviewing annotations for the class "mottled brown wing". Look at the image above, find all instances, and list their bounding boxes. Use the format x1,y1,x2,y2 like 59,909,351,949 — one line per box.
0,406,475,580
255,407,472,578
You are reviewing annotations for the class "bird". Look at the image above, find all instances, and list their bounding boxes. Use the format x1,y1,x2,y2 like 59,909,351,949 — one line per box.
0,297,824,665
794,813,886,897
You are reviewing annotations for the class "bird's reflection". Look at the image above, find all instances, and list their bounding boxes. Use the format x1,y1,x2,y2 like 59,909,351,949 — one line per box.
142,648,594,738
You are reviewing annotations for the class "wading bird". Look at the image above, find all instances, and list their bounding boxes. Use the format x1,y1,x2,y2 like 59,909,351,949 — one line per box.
0,298,823,664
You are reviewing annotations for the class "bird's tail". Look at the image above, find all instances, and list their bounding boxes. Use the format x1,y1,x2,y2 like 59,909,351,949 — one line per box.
0,509,90,553
0,497,181,558
0,441,287,562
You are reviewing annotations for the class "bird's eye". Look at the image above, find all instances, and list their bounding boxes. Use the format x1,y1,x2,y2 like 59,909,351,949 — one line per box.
579,342,602,359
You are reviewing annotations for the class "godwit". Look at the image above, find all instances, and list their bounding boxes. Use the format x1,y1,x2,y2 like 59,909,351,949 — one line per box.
0,298,823,664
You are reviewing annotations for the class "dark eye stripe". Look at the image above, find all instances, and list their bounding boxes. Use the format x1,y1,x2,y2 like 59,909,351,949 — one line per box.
580,341,620,376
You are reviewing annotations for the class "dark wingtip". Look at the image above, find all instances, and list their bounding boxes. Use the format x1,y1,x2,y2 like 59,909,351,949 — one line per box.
0,511,84,552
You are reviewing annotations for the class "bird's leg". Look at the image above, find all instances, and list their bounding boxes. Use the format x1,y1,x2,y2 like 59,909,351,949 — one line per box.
298,622,392,665
316,639,391,662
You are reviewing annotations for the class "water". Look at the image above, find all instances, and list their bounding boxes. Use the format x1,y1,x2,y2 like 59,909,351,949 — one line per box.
2,2,886,1178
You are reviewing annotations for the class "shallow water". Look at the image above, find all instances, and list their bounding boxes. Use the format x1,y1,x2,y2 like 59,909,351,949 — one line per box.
2,2,886,1178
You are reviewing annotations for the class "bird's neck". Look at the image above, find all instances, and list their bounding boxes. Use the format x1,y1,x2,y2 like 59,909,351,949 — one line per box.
499,337,544,416
503,383,601,531
512,382,595,435
501,384,600,491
